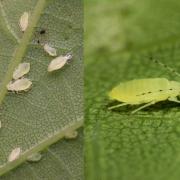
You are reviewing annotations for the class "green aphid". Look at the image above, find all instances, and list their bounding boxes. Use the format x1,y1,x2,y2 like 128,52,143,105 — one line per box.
108,59,180,114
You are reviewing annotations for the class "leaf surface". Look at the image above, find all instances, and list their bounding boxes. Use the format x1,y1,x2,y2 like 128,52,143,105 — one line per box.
1,129,83,180
0,0,83,177
85,0,180,179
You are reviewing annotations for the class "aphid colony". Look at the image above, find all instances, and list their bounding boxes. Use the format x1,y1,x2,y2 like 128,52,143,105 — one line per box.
3,11,75,163
7,12,73,92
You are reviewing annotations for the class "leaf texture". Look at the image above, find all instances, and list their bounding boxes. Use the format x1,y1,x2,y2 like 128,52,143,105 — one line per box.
85,0,180,180
0,0,83,177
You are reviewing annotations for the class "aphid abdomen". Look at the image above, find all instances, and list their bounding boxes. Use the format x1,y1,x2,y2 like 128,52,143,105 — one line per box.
109,78,171,104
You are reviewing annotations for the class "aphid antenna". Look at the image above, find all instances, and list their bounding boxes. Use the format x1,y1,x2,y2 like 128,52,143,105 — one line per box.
147,56,180,78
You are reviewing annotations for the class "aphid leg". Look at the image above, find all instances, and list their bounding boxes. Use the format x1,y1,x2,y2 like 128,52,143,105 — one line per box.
131,101,155,114
108,103,128,110
168,97,180,103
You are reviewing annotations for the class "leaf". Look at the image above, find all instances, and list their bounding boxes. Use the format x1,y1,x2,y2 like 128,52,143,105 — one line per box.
1,128,83,180
85,0,180,179
0,0,83,177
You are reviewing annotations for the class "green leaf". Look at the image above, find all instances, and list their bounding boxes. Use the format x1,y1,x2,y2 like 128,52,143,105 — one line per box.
0,0,83,177
85,0,180,179
1,128,83,180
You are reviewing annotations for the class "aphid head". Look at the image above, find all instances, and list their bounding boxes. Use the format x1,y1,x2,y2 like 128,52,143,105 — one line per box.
65,53,73,63
65,53,73,59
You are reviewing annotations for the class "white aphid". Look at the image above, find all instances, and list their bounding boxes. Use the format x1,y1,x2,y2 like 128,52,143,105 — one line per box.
7,78,32,92
44,43,57,57
64,130,78,139
19,12,29,32
8,147,21,162
27,152,42,162
13,62,30,80
48,54,72,72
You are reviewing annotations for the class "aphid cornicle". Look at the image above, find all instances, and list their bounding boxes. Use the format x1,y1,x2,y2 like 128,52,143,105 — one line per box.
108,78,180,114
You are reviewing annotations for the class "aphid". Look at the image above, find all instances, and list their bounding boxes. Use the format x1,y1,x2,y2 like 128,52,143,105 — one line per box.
8,147,21,162
43,43,57,57
48,54,72,72
13,62,30,80
7,78,32,92
27,152,42,162
108,78,180,114
64,130,78,139
19,12,29,32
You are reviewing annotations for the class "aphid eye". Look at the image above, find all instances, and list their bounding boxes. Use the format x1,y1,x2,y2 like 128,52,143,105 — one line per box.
148,91,152,93
169,88,173,90
159,90,163,91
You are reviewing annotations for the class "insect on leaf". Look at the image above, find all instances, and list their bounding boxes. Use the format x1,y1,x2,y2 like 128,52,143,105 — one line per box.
0,0,83,178
85,0,180,179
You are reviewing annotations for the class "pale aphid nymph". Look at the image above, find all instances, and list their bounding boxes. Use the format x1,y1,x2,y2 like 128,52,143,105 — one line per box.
7,78,32,92
108,78,180,114
19,12,29,32
48,54,72,72
43,43,57,57
27,152,42,162
64,130,78,139
8,147,21,162
13,62,30,80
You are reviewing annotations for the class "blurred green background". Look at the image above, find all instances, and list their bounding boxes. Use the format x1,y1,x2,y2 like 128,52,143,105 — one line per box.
85,0,180,180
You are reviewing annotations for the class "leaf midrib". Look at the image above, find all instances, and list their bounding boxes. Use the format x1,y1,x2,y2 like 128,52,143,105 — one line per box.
0,0,47,104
